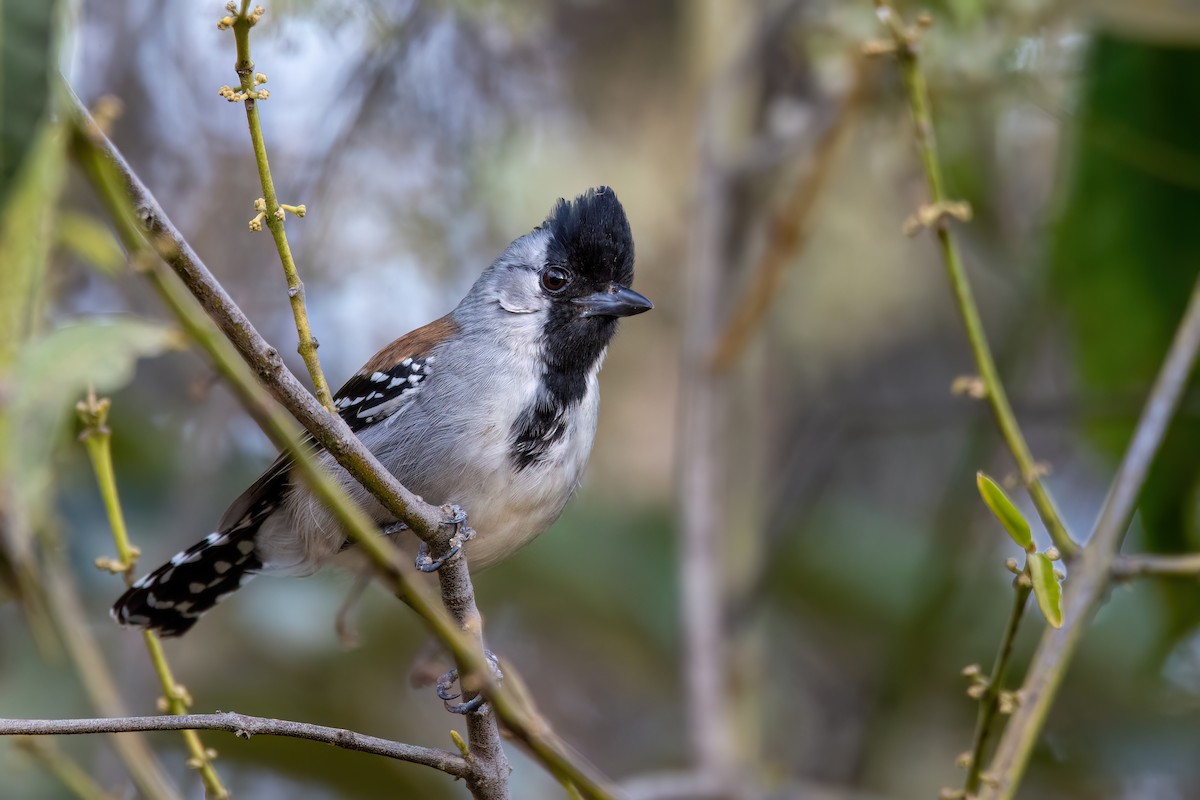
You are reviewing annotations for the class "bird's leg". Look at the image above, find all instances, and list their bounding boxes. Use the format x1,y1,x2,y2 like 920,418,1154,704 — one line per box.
334,521,409,646
334,568,373,648
436,650,503,715
415,504,475,573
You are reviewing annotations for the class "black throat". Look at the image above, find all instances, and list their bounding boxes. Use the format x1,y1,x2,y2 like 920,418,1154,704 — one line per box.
509,315,617,471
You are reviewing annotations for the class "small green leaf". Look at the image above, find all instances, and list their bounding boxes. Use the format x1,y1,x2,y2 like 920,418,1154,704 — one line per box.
1028,552,1064,629
976,471,1033,550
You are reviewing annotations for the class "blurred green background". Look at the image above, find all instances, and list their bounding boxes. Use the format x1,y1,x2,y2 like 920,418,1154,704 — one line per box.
3,1,1200,798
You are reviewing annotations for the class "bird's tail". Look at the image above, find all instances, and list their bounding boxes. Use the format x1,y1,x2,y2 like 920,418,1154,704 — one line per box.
111,526,263,637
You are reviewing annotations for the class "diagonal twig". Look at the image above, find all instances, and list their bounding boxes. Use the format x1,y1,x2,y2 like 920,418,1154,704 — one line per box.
222,3,335,411
979,274,1200,799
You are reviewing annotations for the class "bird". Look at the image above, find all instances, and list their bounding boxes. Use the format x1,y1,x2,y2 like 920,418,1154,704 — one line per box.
112,186,652,637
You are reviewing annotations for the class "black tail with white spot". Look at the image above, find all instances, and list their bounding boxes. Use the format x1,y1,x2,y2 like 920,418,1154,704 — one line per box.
111,527,263,637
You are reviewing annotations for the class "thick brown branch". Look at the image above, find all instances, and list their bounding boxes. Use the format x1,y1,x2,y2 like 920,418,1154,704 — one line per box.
0,713,469,777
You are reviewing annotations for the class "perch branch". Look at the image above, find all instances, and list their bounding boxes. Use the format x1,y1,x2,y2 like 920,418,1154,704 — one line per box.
0,713,469,776
873,0,1079,557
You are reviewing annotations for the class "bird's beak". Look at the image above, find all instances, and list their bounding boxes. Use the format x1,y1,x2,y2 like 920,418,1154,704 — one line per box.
573,284,654,318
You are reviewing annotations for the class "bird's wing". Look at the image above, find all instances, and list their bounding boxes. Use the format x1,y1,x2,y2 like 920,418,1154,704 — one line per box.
216,313,459,531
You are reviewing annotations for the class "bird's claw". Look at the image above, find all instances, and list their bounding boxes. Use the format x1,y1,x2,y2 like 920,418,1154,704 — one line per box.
415,505,475,573
435,650,502,715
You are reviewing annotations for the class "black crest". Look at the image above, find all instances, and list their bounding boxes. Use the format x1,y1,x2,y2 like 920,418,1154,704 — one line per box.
543,186,634,286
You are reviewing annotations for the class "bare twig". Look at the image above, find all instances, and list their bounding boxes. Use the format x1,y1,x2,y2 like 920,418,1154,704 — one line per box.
710,53,870,371
980,276,1200,799
224,4,335,412
77,390,230,799
68,91,619,800
962,582,1031,795
872,1,1079,558
1113,553,1200,579
1,713,469,776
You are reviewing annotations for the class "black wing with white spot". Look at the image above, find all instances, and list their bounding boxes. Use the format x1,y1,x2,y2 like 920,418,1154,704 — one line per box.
333,354,433,431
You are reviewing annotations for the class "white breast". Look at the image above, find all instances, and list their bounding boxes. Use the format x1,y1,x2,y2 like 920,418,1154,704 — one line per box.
463,369,601,570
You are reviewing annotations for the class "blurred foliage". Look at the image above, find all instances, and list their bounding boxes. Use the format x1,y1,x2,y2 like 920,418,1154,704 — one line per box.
0,0,58,207
1050,33,1200,662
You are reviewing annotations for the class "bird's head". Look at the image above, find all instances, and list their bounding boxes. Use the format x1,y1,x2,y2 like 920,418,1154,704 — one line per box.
471,186,652,370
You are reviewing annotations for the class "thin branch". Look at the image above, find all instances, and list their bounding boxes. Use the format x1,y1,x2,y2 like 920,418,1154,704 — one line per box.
68,91,620,800
979,275,1200,799
0,713,470,776
224,6,335,412
872,1,1079,558
77,390,230,799
963,582,1031,795
1113,553,1200,579
710,53,870,372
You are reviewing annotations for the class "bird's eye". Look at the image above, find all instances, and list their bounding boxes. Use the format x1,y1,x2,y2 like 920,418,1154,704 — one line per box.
541,267,570,294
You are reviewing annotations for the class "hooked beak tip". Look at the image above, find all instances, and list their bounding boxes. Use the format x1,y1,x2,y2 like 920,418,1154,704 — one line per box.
574,285,653,318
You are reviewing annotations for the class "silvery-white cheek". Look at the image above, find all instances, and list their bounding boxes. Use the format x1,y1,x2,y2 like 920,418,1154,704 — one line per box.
497,270,549,315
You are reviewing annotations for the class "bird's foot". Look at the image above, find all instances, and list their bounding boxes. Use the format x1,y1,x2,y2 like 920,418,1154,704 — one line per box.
415,505,475,573
436,649,503,715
